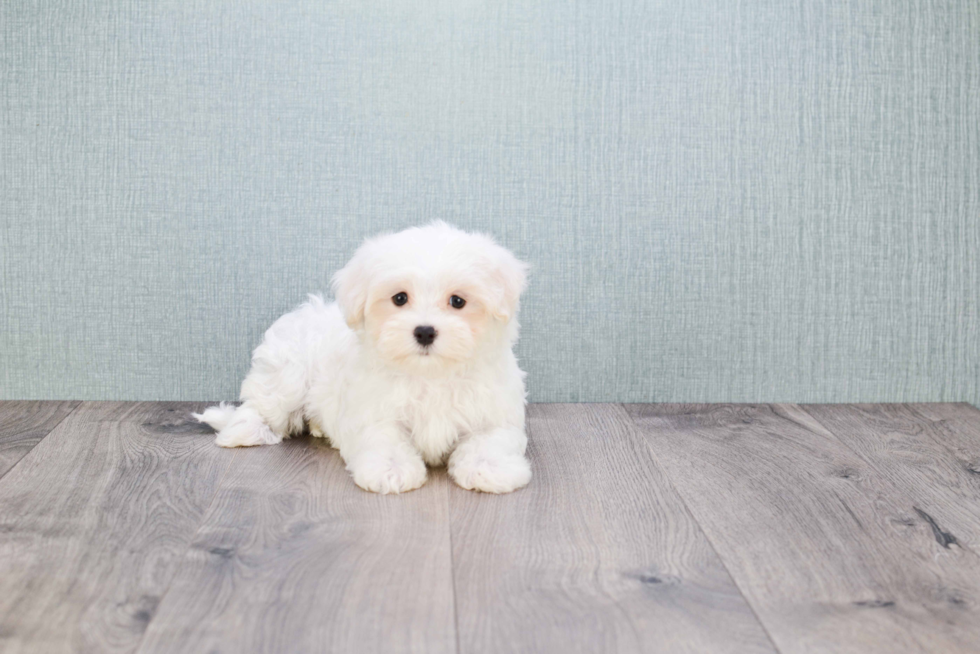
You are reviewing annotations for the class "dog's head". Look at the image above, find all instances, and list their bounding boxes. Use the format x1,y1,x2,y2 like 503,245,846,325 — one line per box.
332,222,528,373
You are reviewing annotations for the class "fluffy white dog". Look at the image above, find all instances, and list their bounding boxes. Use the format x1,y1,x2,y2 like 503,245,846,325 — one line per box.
194,222,531,494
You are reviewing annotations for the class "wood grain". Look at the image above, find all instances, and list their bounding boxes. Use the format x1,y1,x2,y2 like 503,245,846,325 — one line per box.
798,404,980,550
0,401,79,478
136,434,457,654
626,403,980,654
909,403,980,485
0,402,234,654
5,401,980,653
450,403,777,654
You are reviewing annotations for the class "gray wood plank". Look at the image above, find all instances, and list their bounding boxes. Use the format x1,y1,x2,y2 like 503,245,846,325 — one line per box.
450,403,777,654
798,404,980,550
0,401,79,478
626,403,980,654
137,434,457,654
0,401,234,654
909,403,980,481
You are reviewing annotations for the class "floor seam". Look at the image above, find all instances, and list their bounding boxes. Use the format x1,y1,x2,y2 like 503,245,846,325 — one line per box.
447,477,463,654
794,403,980,561
783,403,937,653
617,403,786,654
0,400,82,485
130,412,241,654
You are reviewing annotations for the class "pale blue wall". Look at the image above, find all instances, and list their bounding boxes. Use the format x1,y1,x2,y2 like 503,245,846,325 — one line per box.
2,1,978,403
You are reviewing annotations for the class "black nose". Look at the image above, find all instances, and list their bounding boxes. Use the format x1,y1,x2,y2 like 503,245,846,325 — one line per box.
413,325,437,346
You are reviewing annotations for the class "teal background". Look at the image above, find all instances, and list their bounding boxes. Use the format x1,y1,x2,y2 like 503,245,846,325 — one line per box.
2,1,978,403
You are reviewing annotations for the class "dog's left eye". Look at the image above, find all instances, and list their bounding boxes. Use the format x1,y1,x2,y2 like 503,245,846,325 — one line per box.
450,295,466,309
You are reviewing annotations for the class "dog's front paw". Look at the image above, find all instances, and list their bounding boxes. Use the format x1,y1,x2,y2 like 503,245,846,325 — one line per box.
449,450,531,494
347,450,428,494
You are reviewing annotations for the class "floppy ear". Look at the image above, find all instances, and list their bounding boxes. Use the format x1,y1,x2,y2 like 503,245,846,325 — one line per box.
331,254,369,329
487,248,529,323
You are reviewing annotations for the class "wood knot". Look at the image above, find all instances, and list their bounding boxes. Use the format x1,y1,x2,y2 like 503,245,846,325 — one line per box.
208,546,235,560
625,570,681,587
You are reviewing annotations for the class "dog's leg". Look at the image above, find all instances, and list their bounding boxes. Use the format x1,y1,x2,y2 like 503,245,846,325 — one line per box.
448,426,531,494
342,427,428,494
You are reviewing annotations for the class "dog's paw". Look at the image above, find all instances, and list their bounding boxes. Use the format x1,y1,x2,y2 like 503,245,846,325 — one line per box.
449,450,531,494
347,450,428,494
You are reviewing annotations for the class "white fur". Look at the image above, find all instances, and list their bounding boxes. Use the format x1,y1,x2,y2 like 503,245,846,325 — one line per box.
194,222,531,494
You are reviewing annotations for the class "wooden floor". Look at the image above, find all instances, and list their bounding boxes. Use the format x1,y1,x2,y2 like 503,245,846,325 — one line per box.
1,403,980,653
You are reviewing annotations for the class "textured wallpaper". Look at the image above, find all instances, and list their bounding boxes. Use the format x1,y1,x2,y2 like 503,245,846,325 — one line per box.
1,1,978,403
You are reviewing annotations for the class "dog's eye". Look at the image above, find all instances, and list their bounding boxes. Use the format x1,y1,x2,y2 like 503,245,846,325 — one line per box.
450,295,466,309
392,292,409,307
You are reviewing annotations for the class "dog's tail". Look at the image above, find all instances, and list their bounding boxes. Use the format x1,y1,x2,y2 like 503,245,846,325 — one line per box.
192,402,282,448
193,402,238,431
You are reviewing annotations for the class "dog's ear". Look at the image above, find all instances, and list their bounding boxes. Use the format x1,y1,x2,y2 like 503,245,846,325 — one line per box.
487,247,529,323
331,254,369,329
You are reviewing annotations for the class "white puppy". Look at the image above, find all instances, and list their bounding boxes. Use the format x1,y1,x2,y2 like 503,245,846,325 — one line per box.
194,222,531,494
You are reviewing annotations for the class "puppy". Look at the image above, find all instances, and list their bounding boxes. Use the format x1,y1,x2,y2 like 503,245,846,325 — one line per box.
194,222,531,494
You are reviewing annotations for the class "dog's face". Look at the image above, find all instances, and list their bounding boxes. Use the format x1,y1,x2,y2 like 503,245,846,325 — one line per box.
332,222,528,374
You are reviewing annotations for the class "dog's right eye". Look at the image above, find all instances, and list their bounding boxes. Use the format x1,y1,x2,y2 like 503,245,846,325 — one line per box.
392,292,409,306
